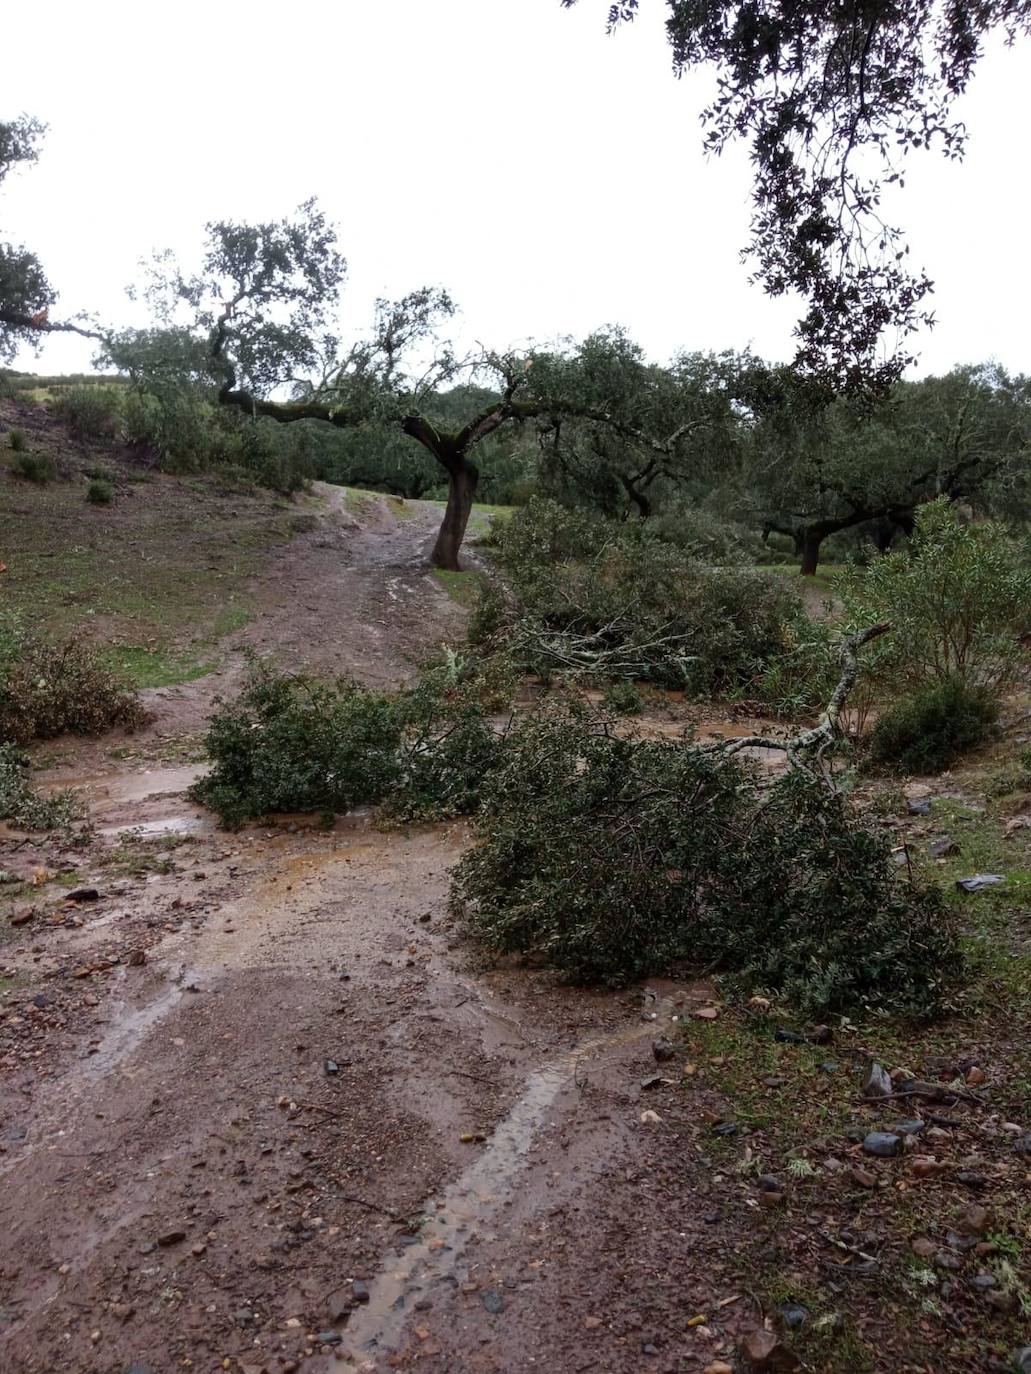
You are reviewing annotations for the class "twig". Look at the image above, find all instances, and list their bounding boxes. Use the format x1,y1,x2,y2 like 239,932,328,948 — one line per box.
447,1068,499,1087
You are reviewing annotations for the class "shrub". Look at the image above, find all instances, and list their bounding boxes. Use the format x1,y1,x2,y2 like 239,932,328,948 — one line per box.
7,428,27,451
86,477,114,505
602,679,645,714
51,384,123,440
648,505,767,564
488,498,805,693
191,653,511,829
0,617,145,744
839,499,1031,696
868,678,999,774
9,450,55,482
0,744,85,833
453,700,960,1016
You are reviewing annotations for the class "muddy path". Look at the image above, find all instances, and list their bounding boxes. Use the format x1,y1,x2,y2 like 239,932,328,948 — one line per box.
1,501,762,1374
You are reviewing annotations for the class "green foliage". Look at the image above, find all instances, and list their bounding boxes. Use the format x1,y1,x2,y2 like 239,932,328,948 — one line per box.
0,744,84,833
51,384,123,439
840,499,1031,696
86,477,114,505
192,653,513,829
0,615,145,744
868,678,999,774
453,701,960,1015
648,504,766,563
601,679,645,714
7,427,26,451
8,449,54,482
488,498,804,692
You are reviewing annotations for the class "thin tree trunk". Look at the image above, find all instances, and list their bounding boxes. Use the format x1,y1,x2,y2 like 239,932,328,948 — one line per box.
431,458,478,570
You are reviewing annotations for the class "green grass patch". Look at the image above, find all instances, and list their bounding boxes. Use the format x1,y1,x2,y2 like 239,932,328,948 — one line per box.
432,569,485,608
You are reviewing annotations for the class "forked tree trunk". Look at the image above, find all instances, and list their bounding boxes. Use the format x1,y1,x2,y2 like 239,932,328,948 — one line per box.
431,457,478,571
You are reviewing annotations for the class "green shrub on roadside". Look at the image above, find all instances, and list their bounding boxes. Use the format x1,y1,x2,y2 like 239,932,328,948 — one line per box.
7,428,27,451
86,477,114,505
839,499,1031,697
452,700,960,1016
0,744,85,833
0,615,145,744
868,678,999,774
9,450,54,482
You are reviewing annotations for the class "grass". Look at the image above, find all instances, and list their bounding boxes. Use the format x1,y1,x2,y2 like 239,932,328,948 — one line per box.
432,569,486,608
753,561,845,598
673,753,1031,1369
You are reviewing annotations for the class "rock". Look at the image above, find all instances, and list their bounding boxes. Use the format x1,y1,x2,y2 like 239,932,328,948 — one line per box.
851,1166,877,1188
969,1273,998,1291
956,1203,989,1235
235,1308,255,1326
324,1059,339,1075
862,1063,892,1098
762,1076,787,1088
740,1328,797,1369
9,907,34,927
955,874,1006,893
759,1190,784,1209
67,887,100,902
748,995,771,1012
965,1065,985,1085
1013,1134,1031,1156
126,948,146,966
910,1156,944,1178
810,1024,832,1045
640,1109,662,1124
316,1332,342,1345
929,838,959,858
957,1170,987,1189
779,1304,808,1330
705,1364,734,1374
758,1175,782,1193
819,1061,838,1074
935,1250,962,1271
640,1075,670,1091
862,1132,902,1158
691,1006,719,1020
351,1280,370,1305
904,783,932,799
652,1035,675,1062
583,1316,603,1330
891,1119,925,1135
911,1236,936,1258
481,1289,505,1315
156,1229,186,1247
642,1344,659,1356
326,1290,352,1323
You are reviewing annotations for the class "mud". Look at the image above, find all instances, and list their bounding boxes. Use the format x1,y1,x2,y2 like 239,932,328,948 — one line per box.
1,490,773,1374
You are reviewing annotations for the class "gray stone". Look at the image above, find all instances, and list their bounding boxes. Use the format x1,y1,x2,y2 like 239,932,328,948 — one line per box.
862,1132,902,1157
351,1279,370,1304
481,1288,505,1315
779,1303,809,1330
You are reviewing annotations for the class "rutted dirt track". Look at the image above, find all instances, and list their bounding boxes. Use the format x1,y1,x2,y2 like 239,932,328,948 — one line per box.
1,493,754,1374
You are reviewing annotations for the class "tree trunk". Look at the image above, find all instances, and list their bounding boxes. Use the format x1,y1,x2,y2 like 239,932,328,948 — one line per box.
431,458,478,570
799,528,825,576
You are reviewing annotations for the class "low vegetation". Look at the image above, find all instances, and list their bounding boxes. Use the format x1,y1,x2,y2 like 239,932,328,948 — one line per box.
0,614,145,744
0,743,85,833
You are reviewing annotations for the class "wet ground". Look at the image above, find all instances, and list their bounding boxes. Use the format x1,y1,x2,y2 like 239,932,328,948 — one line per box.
1,492,770,1374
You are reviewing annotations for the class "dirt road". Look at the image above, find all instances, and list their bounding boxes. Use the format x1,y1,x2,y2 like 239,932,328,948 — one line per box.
1,492,752,1374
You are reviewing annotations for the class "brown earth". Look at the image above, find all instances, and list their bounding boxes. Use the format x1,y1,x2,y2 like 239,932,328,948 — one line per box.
1,413,1028,1374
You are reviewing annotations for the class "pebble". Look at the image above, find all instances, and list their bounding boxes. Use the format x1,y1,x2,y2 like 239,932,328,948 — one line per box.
779,1303,808,1330
956,1203,989,1235
156,1229,186,1248
652,1036,675,1062
862,1132,902,1157
351,1280,370,1305
862,1063,892,1098
481,1289,505,1315
851,1166,876,1188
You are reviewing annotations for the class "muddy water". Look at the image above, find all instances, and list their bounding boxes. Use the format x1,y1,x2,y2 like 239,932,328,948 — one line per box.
305,993,689,1373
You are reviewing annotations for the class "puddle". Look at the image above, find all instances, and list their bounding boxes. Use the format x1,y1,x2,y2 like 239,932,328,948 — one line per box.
308,991,687,1371
99,814,213,840
41,765,207,804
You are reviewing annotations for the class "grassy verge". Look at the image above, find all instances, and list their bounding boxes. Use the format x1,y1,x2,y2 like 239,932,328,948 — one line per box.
675,754,1031,1369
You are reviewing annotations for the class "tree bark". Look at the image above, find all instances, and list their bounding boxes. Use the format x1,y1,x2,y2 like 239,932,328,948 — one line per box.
799,527,826,576
431,458,478,571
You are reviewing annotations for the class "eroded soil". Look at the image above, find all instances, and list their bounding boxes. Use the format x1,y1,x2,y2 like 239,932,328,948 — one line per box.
2,466,1029,1374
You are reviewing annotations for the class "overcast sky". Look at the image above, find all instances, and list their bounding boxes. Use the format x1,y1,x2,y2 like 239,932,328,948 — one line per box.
3,0,1029,379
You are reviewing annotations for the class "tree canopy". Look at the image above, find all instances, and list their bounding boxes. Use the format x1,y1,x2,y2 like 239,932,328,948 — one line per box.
0,116,55,362
564,0,1031,390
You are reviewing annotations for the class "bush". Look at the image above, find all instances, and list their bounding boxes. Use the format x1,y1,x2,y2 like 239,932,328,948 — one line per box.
86,477,114,505
487,498,805,693
0,616,146,744
9,450,55,482
839,499,1031,697
0,744,85,833
602,679,645,714
51,384,123,440
191,652,512,829
868,678,999,774
453,700,960,1016
7,428,27,451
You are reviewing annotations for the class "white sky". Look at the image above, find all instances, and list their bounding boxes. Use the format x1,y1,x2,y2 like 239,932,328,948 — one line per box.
3,0,1029,379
